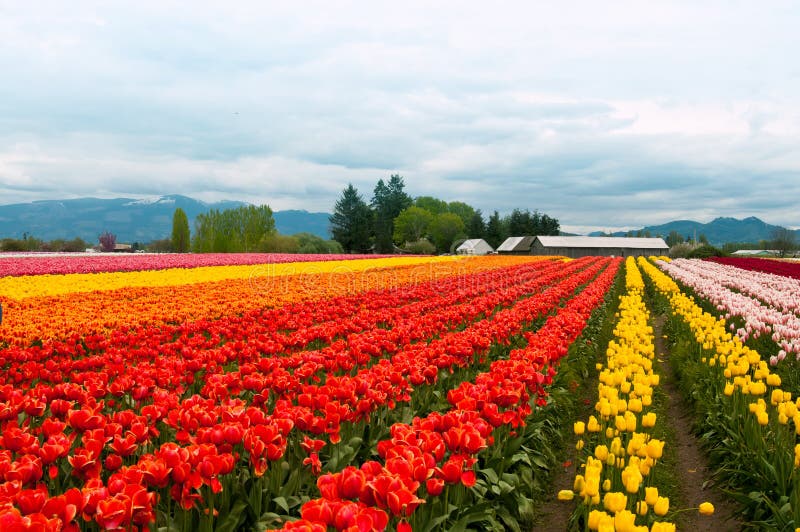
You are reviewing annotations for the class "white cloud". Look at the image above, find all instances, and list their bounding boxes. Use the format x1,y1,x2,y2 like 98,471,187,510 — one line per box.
0,0,799,231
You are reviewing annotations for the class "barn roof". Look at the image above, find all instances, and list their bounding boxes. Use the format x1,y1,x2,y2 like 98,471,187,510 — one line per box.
535,236,669,249
456,239,493,251
497,236,535,252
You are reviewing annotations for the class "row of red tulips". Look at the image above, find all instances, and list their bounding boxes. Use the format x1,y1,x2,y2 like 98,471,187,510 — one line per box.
707,256,800,281
281,258,621,530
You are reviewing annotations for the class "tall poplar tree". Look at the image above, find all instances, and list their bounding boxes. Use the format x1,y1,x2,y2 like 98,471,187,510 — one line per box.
171,207,190,252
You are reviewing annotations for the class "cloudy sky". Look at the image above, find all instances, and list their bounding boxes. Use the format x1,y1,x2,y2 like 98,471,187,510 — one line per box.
1,1,798,233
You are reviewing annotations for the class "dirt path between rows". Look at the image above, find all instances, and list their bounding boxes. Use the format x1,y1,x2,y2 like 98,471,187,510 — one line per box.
652,314,742,531
531,316,743,531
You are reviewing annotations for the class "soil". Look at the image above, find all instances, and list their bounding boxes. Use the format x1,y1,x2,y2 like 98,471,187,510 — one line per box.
652,314,743,531
530,315,743,531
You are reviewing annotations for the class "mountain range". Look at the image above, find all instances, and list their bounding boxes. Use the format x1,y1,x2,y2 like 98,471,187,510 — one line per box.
0,195,332,243
588,216,799,246
0,195,795,247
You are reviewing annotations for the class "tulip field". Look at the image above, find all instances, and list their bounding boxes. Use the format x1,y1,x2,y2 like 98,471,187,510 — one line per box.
2,252,800,530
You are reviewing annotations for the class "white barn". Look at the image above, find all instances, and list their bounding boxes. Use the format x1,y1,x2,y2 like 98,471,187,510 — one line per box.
456,239,494,255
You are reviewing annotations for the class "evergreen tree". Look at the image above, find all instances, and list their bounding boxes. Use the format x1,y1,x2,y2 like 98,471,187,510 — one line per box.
171,208,190,252
485,211,505,249
330,184,373,253
507,208,534,235
466,210,486,239
371,174,411,253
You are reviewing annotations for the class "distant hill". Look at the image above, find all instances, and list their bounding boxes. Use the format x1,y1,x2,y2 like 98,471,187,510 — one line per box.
0,195,332,243
589,216,799,246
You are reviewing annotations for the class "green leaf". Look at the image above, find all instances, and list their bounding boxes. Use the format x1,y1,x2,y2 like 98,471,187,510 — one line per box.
495,506,522,532
272,496,289,514
480,468,499,484
214,500,250,532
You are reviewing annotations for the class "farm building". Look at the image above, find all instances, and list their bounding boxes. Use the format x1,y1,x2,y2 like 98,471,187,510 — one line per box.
731,249,779,257
497,236,536,255
456,239,494,255
531,236,669,258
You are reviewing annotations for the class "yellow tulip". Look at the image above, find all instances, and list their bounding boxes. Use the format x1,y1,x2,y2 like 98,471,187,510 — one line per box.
602,491,627,513
574,421,586,435
651,522,676,532
614,509,636,532
653,496,670,516
699,501,714,515
587,509,609,531
558,489,575,501
645,486,659,506
594,445,609,461
646,439,664,460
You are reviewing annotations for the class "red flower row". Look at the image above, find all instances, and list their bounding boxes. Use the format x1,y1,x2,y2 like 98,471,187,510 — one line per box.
279,258,621,530
706,256,800,281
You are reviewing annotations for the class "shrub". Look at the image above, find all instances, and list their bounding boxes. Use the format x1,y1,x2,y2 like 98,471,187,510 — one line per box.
687,244,725,258
403,238,436,255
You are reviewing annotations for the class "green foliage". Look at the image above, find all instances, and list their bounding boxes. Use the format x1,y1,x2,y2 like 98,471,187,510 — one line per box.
294,232,343,254
447,201,476,227
665,230,684,247
687,244,725,258
429,212,466,252
146,238,173,253
414,196,449,215
393,206,435,244
485,211,507,249
506,209,560,236
1,233,46,251
26,237,88,252
371,175,412,253
192,205,276,253
402,238,436,255
466,210,486,239
330,184,373,253
260,234,299,253
171,207,190,253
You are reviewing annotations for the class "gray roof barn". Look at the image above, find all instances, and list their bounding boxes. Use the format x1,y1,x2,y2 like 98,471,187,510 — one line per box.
497,236,536,254
532,236,669,258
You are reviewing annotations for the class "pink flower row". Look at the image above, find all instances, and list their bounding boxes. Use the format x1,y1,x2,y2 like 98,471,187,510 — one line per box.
0,253,390,277
657,258,800,362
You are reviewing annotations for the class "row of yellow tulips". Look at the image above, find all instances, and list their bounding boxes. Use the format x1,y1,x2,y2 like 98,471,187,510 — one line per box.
560,257,713,531
640,256,800,528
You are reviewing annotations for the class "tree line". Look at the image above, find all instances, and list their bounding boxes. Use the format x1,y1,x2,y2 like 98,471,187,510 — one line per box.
329,175,560,254
184,205,342,254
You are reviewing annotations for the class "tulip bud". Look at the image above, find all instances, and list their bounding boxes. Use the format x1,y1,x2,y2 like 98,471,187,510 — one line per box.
698,502,714,515
558,489,575,501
